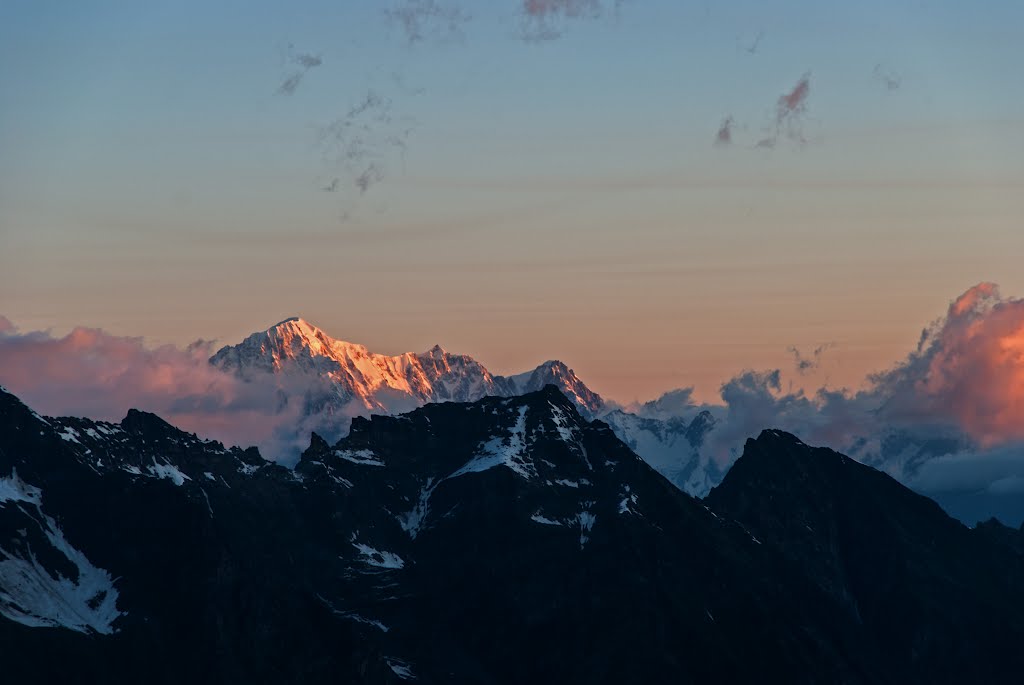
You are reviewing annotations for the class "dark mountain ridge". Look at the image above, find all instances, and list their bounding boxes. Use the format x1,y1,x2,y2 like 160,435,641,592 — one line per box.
1,385,1023,683
706,430,1024,683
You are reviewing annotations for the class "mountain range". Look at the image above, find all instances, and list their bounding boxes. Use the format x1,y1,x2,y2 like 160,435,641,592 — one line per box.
2,383,1023,683
201,317,1024,529
208,317,718,493
210,316,605,415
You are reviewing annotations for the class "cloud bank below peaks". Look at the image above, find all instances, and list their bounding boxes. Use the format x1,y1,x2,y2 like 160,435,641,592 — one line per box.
3,282,1023,524
0,321,341,463
635,283,1024,523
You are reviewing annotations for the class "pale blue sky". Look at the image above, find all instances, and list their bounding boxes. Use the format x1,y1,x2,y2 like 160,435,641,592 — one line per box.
2,0,1022,401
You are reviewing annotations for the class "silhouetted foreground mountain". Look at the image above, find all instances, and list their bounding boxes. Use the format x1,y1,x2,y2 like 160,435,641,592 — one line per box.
705,431,1024,683
2,385,1023,683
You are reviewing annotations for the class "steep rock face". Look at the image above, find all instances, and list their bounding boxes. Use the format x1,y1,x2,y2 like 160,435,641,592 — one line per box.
705,429,1024,684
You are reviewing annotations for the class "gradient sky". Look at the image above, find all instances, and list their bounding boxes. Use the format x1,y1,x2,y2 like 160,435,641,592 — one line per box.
1,0,1022,403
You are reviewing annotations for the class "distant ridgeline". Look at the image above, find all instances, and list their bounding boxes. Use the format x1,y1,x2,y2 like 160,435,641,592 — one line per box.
2,384,1024,683
207,318,1021,530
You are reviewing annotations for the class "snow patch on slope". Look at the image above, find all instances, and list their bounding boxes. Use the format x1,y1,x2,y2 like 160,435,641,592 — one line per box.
530,512,562,526
148,459,191,486
449,406,534,480
386,658,416,680
577,509,596,548
552,478,590,488
352,542,405,569
57,427,81,444
399,477,438,539
340,612,390,632
237,462,260,476
0,477,123,635
334,448,385,467
618,485,640,516
0,470,42,506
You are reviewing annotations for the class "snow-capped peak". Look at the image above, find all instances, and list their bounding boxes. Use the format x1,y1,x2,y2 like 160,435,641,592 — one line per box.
268,316,330,342
507,360,604,416
263,317,370,362
210,316,370,375
208,320,607,450
210,320,514,416
420,344,448,360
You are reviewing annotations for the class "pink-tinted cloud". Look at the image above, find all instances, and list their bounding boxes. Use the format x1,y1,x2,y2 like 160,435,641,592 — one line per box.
5,283,1023,519
0,322,308,459
949,281,999,317
773,72,811,143
751,72,812,149
777,73,810,118
656,283,1024,521
877,282,1024,446
704,283,1024,457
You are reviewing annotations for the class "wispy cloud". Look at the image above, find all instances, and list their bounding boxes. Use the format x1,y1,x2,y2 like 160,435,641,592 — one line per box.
740,30,764,55
873,63,902,92
276,46,323,96
787,343,833,375
317,90,415,196
518,0,605,42
720,73,814,150
763,72,812,146
714,116,735,146
355,163,385,194
293,53,323,69
385,0,471,44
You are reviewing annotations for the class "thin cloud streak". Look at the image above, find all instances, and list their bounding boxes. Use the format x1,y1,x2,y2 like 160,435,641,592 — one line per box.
276,47,323,96
788,343,834,375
